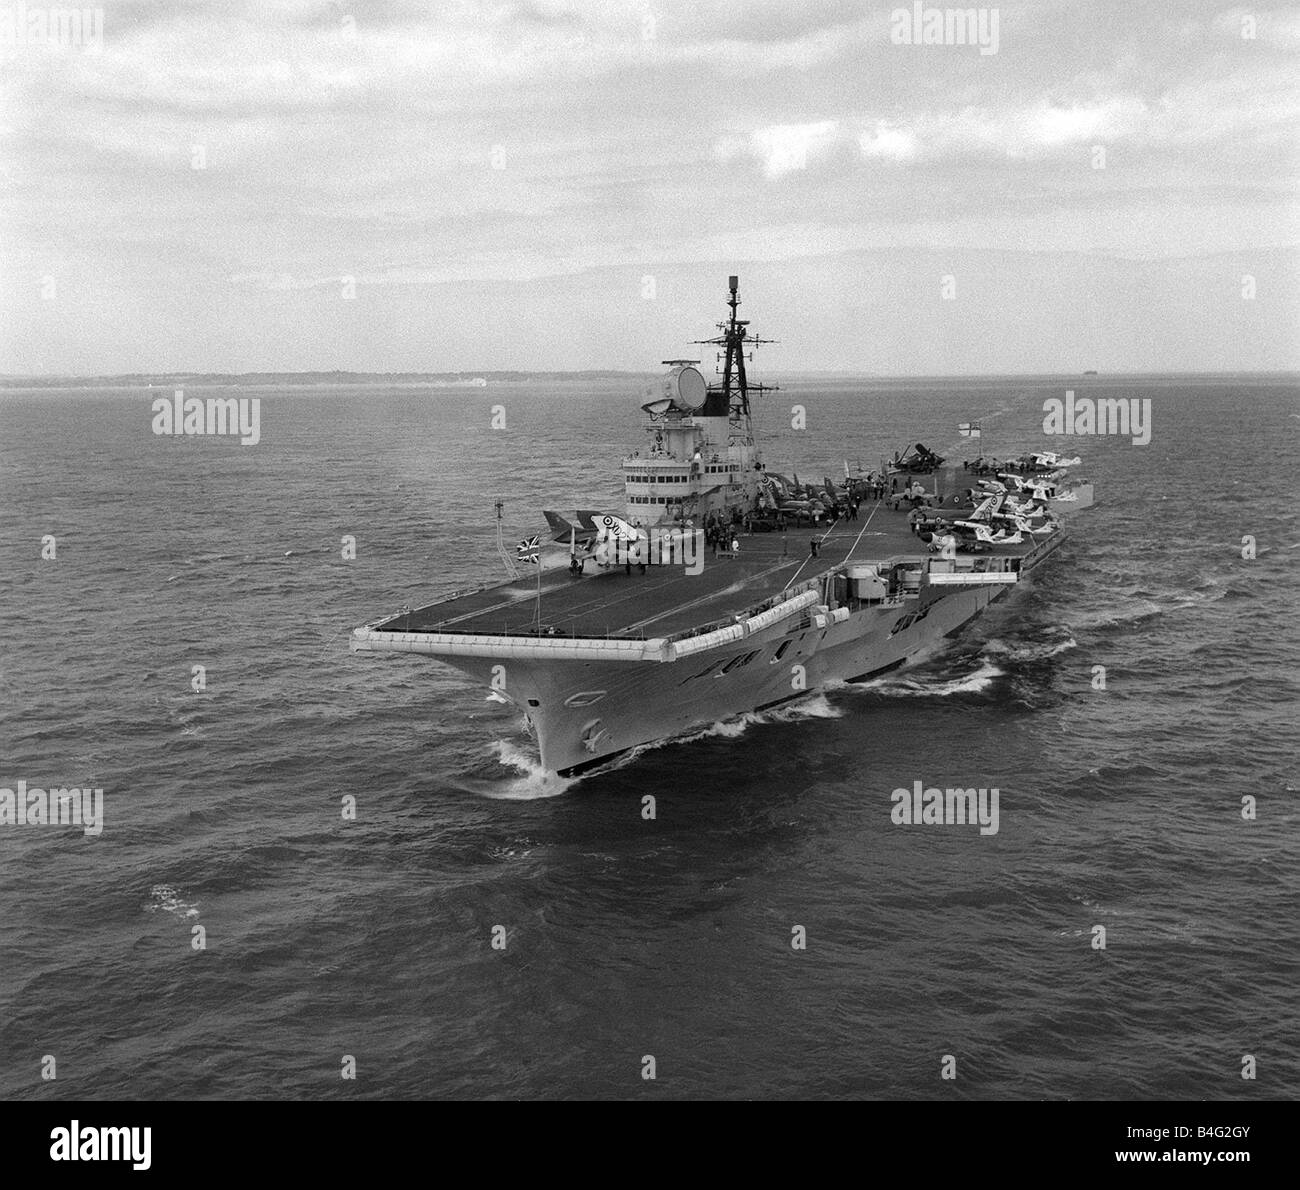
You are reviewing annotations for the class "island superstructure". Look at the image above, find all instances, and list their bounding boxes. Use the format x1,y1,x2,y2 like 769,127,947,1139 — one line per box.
351,277,1094,776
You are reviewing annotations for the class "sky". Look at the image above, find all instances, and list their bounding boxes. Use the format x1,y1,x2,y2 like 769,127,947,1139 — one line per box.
1,0,1298,375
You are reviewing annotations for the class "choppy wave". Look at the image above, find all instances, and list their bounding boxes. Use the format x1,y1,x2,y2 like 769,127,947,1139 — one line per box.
981,635,1078,662
145,884,200,920
855,659,1006,697
1065,586,1229,632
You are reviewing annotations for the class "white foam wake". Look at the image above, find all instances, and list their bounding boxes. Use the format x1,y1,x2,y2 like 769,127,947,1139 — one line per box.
766,691,845,720
478,740,578,800
856,659,1005,697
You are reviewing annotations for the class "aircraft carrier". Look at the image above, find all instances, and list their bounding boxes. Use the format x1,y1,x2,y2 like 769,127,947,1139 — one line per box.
351,277,1094,776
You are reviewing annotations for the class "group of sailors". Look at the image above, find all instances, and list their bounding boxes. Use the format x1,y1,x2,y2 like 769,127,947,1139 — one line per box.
964,455,1047,476
844,473,888,500
775,497,865,527
705,519,742,557
712,522,743,556
847,472,945,503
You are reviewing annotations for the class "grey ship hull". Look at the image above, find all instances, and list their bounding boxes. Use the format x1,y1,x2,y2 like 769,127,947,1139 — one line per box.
354,525,1068,777
451,579,1007,775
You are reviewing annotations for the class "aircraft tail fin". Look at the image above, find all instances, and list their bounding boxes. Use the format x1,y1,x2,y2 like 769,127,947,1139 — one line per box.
542,510,576,540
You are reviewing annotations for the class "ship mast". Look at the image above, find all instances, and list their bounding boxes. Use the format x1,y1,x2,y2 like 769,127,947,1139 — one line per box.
494,498,520,579
693,275,777,438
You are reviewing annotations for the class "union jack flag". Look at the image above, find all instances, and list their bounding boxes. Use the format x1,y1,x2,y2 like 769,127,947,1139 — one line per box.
517,535,540,564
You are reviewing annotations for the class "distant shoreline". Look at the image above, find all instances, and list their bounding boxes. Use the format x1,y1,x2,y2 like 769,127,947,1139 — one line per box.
1,370,1296,393
0,370,655,391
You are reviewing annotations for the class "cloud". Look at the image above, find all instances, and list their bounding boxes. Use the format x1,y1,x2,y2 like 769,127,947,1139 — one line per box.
859,125,919,161
715,120,842,177
1,0,1296,372
854,80,1297,163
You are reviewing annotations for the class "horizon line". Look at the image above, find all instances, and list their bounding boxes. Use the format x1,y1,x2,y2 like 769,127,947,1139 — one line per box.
3,367,1298,386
